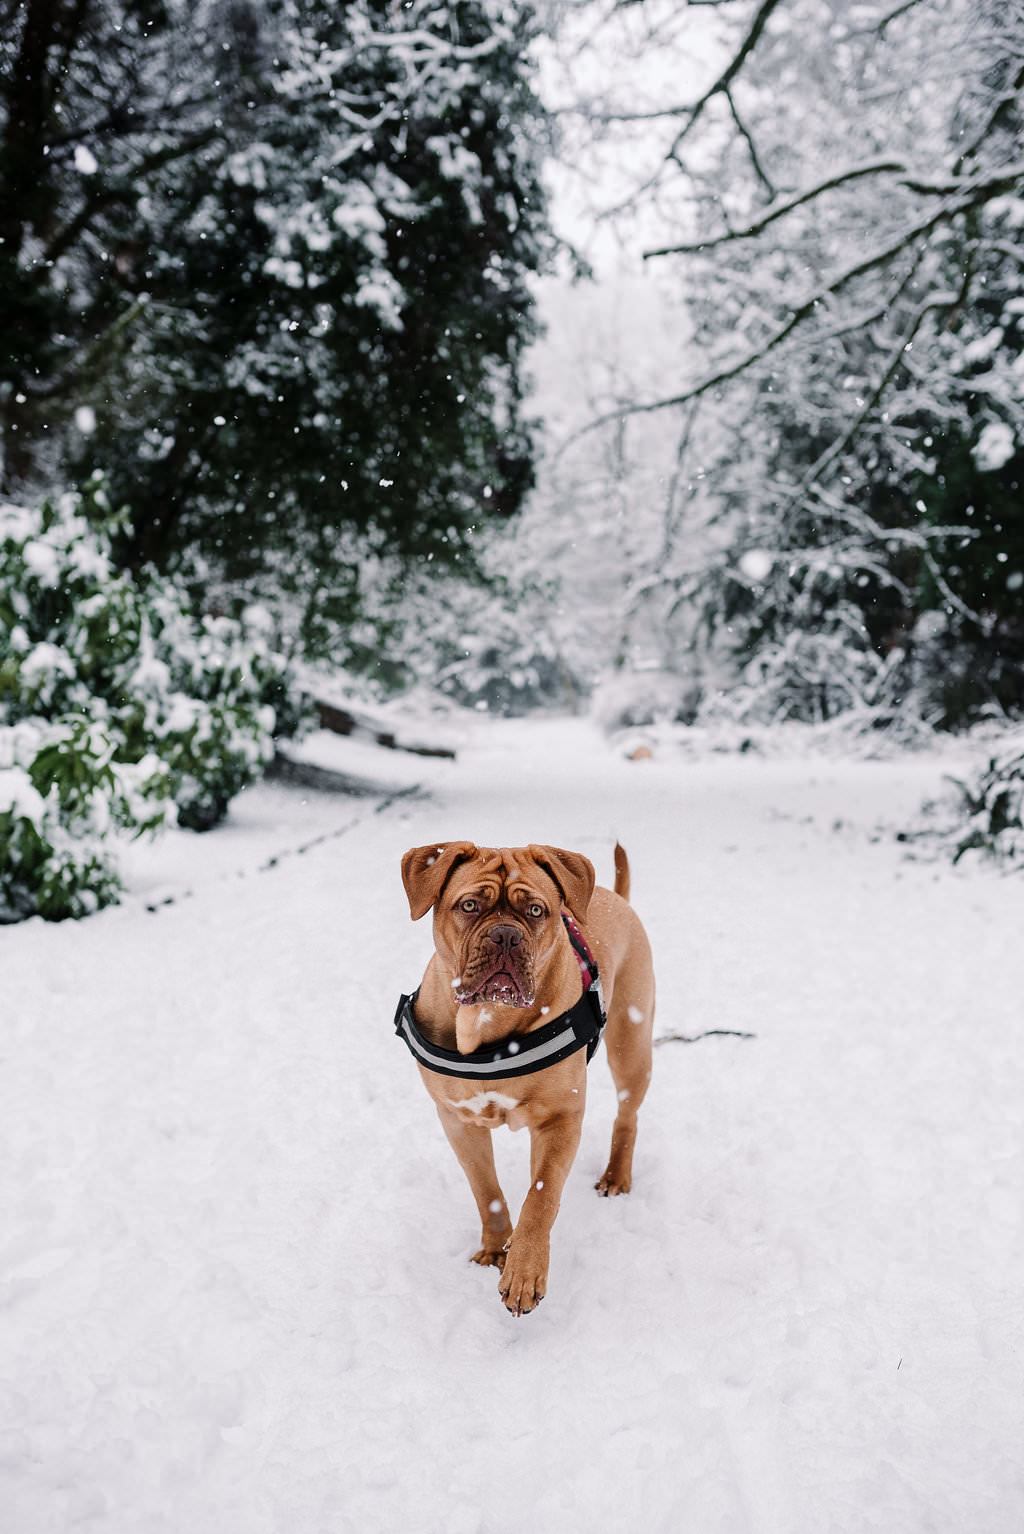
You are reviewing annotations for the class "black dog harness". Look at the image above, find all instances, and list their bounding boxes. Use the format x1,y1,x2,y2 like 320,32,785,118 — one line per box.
394,913,606,1080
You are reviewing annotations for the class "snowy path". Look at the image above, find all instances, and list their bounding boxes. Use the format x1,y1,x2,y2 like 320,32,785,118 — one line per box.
3,718,1022,1533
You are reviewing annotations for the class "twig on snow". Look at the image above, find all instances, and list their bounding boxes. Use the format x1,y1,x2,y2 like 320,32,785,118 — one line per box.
655,1028,757,1046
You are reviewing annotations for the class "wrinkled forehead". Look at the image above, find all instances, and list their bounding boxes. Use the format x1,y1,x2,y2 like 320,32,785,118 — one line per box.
448,846,561,902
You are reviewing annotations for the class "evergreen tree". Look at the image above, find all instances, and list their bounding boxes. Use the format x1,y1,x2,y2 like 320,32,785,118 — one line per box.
1,0,550,657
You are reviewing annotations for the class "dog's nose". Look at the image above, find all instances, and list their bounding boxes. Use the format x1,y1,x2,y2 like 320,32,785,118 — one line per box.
487,924,522,953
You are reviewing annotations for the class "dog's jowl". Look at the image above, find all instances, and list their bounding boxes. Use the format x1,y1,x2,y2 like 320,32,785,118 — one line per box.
396,842,655,1316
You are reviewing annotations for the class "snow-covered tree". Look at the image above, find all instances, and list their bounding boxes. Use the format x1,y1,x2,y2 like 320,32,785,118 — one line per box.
538,0,1024,727
1,0,551,656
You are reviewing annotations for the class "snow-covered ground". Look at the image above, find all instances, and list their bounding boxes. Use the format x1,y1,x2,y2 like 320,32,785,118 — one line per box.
3,716,1022,1533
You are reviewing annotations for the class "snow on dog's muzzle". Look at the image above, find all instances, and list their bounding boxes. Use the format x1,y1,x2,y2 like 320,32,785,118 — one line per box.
456,923,535,1007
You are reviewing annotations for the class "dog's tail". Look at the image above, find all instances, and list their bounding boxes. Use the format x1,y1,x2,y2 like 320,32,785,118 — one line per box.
613,842,631,902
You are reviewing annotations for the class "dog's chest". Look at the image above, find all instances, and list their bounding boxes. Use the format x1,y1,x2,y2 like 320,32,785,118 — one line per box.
444,1088,528,1130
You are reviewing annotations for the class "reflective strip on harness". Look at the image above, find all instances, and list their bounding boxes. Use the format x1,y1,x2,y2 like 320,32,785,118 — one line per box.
394,995,599,1078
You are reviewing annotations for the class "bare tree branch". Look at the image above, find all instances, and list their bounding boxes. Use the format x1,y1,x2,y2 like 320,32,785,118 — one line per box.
644,159,1024,259
566,196,973,446
724,85,776,197
839,0,929,37
665,0,786,156
644,157,909,256
588,0,786,218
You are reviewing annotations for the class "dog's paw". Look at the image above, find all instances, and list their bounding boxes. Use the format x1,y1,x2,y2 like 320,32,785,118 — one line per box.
497,1236,548,1316
595,1167,632,1196
470,1245,507,1270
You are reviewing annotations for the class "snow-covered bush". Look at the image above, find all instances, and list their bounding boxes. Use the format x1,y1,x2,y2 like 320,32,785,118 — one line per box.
0,480,301,920
591,668,703,733
700,609,909,729
947,745,1024,865
434,629,575,717
368,556,584,716
0,717,166,921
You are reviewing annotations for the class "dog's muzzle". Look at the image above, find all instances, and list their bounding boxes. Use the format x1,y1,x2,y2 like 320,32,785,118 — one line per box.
456,923,535,1007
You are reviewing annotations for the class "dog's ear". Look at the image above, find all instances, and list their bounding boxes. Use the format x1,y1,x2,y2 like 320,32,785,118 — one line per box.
528,845,595,923
401,842,477,921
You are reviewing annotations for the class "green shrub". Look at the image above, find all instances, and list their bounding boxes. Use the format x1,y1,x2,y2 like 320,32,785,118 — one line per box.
948,746,1024,865
0,478,302,921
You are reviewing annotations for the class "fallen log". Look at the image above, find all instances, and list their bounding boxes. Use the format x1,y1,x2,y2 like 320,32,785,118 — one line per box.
313,698,456,760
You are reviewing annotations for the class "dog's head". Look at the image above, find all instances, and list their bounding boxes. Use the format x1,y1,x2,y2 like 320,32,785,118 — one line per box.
401,842,595,1008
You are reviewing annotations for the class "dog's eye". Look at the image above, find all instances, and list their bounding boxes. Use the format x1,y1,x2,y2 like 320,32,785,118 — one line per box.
526,903,545,919
459,898,478,913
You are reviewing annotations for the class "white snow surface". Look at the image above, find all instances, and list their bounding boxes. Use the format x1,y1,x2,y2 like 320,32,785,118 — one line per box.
3,715,1022,1533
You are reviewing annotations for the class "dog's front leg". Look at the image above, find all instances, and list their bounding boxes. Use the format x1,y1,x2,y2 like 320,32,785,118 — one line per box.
435,1105,514,1267
499,1109,584,1316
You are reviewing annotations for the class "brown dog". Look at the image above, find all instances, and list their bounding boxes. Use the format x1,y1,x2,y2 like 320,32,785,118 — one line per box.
397,841,655,1315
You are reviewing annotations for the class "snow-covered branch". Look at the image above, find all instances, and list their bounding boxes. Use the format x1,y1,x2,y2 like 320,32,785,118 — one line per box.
570,198,973,437
664,0,785,156
644,158,910,257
